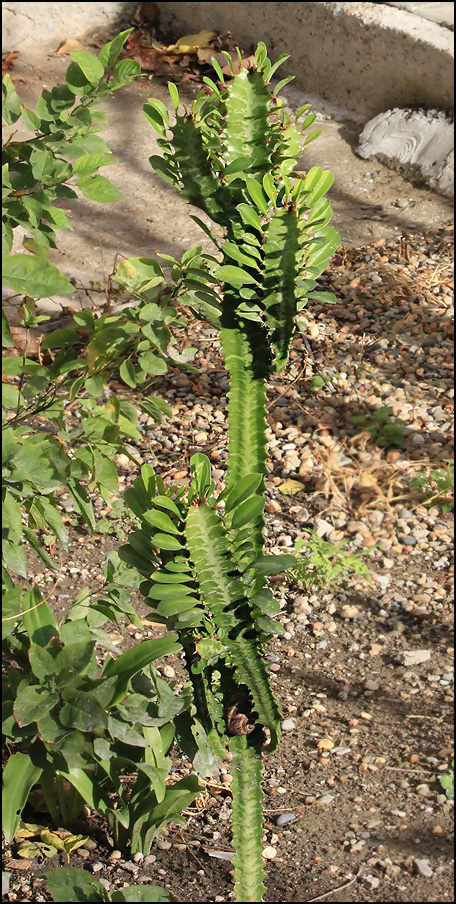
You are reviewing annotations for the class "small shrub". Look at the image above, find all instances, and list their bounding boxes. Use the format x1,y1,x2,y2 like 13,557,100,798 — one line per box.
411,460,454,512
2,572,199,853
350,406,408,448
440,760,454,800
288,529,373,590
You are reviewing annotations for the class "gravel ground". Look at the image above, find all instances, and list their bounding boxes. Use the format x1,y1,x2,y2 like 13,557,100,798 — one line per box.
3,224,454,902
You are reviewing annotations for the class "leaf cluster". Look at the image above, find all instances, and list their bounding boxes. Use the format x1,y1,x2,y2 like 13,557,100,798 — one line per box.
411,459,454,512
145,42,340,375
3,30,140,296
350,406,409,448
288,529,373,590
44,865,176,901
2,577,200,853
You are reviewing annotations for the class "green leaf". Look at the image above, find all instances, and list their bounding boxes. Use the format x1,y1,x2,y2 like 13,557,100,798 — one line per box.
72,154,115,176
229,494,265,530
70,51,104,83
252,554,296,574
152,533,184,551
304,291,337,304
21,107,41,130
54,641,95,687
244,177,269,215
2,74,22,125
143,510,182,535
168,81,180,113
2,255,73,298
65,62,93,95
60,692,108,732
2,752,43,842
214,265,258,287
110,59,141,89
98,28,134,68
2,310,14,347
14,685,60,726
68,479,96,531
28,643,56,682
236,203,263,232
44,867,107,902
77,174,121,202
112,884,177,902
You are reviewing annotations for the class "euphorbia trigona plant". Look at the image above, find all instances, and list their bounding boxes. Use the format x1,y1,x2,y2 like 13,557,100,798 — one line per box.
121,43,339,902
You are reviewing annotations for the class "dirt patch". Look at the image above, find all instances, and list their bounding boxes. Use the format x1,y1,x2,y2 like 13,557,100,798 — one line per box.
3,223,454,902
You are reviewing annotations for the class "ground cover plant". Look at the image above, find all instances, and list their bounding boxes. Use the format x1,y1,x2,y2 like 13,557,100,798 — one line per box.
2,31,205,892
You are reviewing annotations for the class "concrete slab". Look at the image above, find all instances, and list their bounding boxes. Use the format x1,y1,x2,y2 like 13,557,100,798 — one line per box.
2,2,137,50
156,1,454,118
380,3,454,28
357,108,454,197
2,3,454,118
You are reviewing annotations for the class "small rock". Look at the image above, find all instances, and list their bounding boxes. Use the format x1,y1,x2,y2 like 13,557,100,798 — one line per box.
397,650,431,667
416,784,432,797
91,862,104,873
364,679,380,691
317,738,334,751
395,198,409,209
162,665,175,679
340,605,359,620
157,840,172,851
261,845,278,860
281,718,296,732
276,812,296,827
314,518,333,538
413,858,434,878
317,794,335,804
361,875,381,890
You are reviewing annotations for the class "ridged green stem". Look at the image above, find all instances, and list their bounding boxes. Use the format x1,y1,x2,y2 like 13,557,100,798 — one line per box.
230,735,266,903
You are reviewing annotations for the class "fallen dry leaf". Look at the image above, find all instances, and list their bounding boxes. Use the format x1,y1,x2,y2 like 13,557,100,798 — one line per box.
2,50,19,71
168,29,217,54
278,479,305,496
54,38,84,56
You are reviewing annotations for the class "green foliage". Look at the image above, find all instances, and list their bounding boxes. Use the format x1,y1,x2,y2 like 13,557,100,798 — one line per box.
147,42,339,378
2,31,139,293
411,460,454,512
2,581,200,853
440,760,454,800
288,530,373,590
350,406,409,448
138,42,340,900
45,866,176,901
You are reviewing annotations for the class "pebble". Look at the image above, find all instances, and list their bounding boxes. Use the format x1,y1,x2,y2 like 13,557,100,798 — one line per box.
318,794,335,804
397,650,431,667
261,846,278,860
361,875,381,890
276,812,296,827
340,605,359,620
413,858,434,878
281,718,296,732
